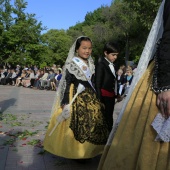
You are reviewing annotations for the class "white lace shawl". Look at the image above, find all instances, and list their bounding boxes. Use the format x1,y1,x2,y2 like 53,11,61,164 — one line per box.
106,0,165,145
50,36,94,118
65,58,95,81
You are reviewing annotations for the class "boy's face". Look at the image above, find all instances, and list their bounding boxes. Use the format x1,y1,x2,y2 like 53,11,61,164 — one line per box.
104,52,118,63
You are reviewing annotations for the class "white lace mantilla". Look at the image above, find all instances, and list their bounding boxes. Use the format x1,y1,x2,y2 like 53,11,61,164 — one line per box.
151,113,170,142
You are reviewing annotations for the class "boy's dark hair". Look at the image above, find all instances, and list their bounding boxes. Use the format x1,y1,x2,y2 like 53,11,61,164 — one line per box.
103,42,119,54
75,36,92,52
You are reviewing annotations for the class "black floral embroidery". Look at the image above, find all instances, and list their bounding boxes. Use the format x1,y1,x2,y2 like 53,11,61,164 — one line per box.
69,87,110,145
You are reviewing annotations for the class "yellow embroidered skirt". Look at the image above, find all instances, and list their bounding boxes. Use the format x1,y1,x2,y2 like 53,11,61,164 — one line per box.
43,84,109,159
98,62,170,170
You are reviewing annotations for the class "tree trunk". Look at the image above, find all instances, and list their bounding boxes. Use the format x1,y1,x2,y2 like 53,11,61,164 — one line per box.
125,34,129,66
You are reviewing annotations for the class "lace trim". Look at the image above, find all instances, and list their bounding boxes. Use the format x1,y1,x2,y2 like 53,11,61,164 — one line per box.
65,61,87,81
65,60,95,82
151,113,170,142
70,87,110,145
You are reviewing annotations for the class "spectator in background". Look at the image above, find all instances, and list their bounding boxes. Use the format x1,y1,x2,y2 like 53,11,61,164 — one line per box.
30,69,40,88
33,70,44,89
15,65,21,72
0,69,7,84
41,70,55,90
51,69,62,91
122,68,133,96
120,64,126,74
11,70,21,86
6,69,17,85
21,69,35,87
116,68,124,96
38,70,49,89
1,69,12,85
51,64,57,72
15,70,27,86
33,65,38,73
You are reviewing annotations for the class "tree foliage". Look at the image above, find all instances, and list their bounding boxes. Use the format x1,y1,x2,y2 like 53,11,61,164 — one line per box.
0,0,44,66
124,0,161,29
41,29,72,66
0,0,162,67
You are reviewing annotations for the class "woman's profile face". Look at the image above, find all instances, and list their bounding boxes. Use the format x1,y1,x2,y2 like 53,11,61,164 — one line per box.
76,40,92,60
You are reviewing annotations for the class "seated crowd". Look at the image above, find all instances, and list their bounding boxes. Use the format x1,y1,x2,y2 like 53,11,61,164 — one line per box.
0,64,62,91
0,63,136,96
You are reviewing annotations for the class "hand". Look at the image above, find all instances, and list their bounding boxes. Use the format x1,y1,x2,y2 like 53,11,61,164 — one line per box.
61,104,66,110
157,91,170,118
57,104,70,123
116,95,123,102
62,104,70,119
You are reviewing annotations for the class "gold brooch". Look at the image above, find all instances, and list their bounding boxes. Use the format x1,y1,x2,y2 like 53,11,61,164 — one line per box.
82,65,87,71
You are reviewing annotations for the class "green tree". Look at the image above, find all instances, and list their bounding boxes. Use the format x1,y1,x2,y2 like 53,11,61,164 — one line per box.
0,0,13,64
122,0,161,63
41,29,72,66
124,0,161,29
0,0,45,66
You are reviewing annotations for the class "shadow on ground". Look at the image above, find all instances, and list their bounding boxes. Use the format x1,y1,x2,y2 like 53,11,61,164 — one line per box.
0,98,16,114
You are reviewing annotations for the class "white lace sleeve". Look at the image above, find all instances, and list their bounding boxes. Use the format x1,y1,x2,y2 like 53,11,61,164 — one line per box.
151,113,170,142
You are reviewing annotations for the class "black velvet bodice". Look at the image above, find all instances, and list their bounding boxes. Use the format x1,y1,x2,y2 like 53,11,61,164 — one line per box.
61,69,94,105
153,0,170,92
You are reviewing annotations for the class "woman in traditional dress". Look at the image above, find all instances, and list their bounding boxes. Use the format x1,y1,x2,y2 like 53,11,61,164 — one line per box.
98,0,170,169
43,36,110,159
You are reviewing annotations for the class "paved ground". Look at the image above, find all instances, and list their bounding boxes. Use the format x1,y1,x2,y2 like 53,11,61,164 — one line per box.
0,85,123,170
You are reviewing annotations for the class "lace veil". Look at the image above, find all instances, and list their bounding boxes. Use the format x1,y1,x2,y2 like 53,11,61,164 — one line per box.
106,0,165,145
50,36,93,117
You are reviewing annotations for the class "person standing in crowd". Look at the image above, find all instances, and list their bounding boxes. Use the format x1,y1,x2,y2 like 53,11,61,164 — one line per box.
98,0,170,169
116,68,124,96
95,42,122,132
122,67,134,96
50,69,62,91
43,36,110,160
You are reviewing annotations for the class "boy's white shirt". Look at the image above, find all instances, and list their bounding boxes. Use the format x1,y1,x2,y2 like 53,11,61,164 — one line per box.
104,57,117,94
104,57,116,77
